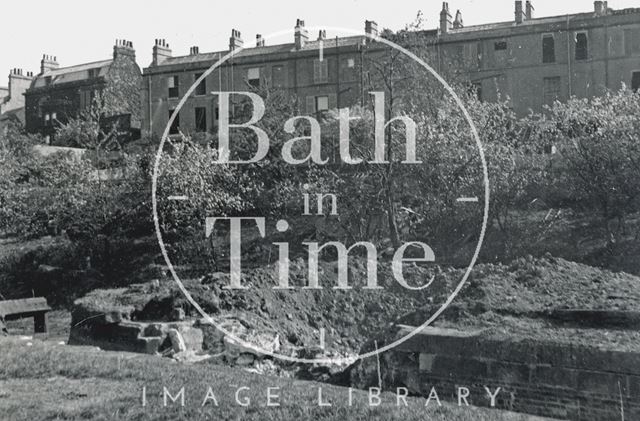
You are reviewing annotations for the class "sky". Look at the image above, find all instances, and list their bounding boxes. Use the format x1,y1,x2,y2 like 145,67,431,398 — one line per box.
1,0,639,84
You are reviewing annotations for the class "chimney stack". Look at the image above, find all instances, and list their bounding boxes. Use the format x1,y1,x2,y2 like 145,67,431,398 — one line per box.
525,1,534,20
152,39,172,66
5,68,33,111
317,30,326,41
40,54,59,75
453,10,464,29
189,46,200,55
594,1,606,15
294,19,308,50
365,20,378,39
229,29,243,51
113,39,135,60
515,1,524,24
440,3,453,34
256,34,265,47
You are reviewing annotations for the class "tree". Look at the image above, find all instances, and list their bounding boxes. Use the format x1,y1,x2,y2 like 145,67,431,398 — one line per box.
545,87,640,244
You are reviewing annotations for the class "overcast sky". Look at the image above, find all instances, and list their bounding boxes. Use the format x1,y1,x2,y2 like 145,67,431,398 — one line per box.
1,0,638,83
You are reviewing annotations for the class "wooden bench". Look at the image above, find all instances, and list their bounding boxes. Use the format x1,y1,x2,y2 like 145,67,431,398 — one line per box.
0,298,51,334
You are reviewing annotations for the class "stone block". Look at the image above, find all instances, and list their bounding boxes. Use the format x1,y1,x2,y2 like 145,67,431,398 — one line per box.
419,353,436,372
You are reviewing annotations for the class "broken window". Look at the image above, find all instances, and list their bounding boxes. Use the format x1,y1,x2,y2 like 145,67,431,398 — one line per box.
543,76,561,105
315,96,329,111
195,107,207,132
624,29,640,55
247,68,260,88
313,59,329,84
272,65,285,88
632,72,640,93
575,32,588,61
168,75,179,98
542,34,555,63
194,73,206,96
169,109,180,134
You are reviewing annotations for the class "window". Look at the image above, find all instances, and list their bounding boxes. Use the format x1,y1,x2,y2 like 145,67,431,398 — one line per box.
87,68,98,78
194,73,206,96
168,76,179,98
476,42,484,69
543,77,561,105
575,32,588,60
624,29,640,55
80,90,93,110
315,96,329,112
632,72,640,93
247,68,260,88
494,41,507,51
272,65,285,88
44,113,50,123
169,109,180,134
542,34,555,63
44,76,52,86
313,59,328,83
195,107,207,132
347,58,355,68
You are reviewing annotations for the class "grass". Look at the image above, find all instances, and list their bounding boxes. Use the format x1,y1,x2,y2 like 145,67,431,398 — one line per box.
0,337,553,421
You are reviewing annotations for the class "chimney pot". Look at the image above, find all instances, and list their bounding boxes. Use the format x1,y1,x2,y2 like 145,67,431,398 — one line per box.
515,0,524,24
453,10,464,29
440,2,453,34
152,38,172,66
229,28,244,51
525,1,534,20
365,20,378,39
256,34,265,47
294,18,309,50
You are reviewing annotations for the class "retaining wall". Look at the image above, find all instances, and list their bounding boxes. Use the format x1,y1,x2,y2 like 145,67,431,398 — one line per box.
350,326,640,420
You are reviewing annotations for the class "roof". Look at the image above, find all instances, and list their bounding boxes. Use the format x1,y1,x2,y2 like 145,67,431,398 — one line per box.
446,8,640,36
151,35,366,69
31,59,112,88
0,107,25,124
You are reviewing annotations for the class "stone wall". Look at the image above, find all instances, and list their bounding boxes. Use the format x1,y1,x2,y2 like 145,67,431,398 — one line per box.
350,326,640,420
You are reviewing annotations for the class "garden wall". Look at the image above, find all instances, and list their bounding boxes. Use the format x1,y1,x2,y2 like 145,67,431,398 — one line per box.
350,326,640,420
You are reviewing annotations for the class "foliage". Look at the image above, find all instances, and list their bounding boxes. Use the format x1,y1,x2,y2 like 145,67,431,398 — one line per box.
543,88,640,243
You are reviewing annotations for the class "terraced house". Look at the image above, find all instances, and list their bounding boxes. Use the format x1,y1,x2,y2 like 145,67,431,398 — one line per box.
432,0,640,115
141,19,379,139
142,1,640,138
24,40,142,144
0,68,33,132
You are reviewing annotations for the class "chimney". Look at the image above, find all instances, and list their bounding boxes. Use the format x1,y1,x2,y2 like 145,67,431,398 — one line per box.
113,39,135,60
189,46,200,55
152,39,172,66
525,1,534,20
453,10,464,29
365,20,378,39
229,29,243,51
594,1,606,15
317,30,326,41
6,68,33,111
294,19,308,50
256,34,265,47
515,1,524,24
440,3,453,34
40,54,59,75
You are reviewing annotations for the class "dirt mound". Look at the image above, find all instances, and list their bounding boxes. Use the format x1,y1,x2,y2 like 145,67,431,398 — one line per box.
71,254,640,361
72,257,446,355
